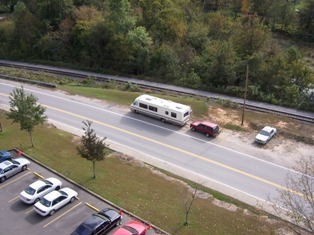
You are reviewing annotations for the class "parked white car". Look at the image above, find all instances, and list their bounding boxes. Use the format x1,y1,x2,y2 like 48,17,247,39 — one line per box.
33,187,78,216
20,177,62,204
0,158,30,183
255,126,277,144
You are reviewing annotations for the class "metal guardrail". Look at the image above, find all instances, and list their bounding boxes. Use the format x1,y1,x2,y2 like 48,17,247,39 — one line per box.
0,74,57,88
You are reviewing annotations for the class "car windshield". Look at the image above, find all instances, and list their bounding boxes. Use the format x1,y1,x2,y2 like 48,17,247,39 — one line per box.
213,126,219,132
10,160,20,165
60,190,68,197
123,226,139,235
259,130,270,136
42,179,52,186
74,224,93,235
24,186,36,195
40,198,51,207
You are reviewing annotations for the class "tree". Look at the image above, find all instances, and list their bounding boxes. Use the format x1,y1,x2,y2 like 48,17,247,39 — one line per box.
149,44,181,82
108,0,135,34
77,120,109,179
183,183,199,226
37,0,74,31
272,0,296,30
7,87,47,147
251,0,274,24
139,0,187,43
126,26,152,74
0,110,4,132
298,0,314,40
0,0,18,12
10,1,40,58
198,40,238,87
232,15,269,58
273,157,314,234
206,12,235,40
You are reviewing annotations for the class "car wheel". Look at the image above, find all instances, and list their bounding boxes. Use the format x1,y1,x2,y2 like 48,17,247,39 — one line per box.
134,110,138,114
35,198,40,203
205,133,210,137
161,118,165,123
22,165,27,171
70,197,75,203
0,177,6,183
55,186,60,190
191,127,196,132
50,210,55,216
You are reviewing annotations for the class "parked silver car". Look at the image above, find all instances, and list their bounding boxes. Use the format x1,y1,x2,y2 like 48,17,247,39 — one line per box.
0,158,30,183
255,126,277,144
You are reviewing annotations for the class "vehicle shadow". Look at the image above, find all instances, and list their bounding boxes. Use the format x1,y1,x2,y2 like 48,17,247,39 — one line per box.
24,211,50,225
10,200,30,212
120,112,184,136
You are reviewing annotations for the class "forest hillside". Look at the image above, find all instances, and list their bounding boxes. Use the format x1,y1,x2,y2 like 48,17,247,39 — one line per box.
0,0,313,110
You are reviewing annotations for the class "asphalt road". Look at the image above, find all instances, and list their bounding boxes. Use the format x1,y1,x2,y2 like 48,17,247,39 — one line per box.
0,80,306,214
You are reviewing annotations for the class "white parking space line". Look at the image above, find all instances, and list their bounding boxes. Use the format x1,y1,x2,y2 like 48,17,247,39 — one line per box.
43,202,82,228
8,195,20,203
25,208,34,215
0,171,32,189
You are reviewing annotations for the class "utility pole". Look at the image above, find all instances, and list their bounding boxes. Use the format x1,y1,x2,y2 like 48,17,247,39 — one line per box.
241,62,249,126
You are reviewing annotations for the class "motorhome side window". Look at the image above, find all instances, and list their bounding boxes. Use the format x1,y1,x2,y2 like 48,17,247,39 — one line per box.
165,111,169,115
184,111,189,117
139,103,148,109
149,106,157,112
171,112,177,118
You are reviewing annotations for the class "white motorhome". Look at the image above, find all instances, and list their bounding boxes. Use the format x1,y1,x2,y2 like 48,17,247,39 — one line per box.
130,94,192,126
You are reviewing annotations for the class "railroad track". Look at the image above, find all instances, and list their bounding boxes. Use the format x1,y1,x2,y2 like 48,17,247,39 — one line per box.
0,60,313,124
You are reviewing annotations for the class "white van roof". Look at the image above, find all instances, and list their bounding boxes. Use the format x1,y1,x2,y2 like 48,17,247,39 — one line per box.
136,94,191,112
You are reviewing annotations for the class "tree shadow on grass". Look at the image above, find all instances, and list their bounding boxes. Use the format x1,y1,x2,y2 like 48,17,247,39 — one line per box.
84,176,96,183
171,222,188,234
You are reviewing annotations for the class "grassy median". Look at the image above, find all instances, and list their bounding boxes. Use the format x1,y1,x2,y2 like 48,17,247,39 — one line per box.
0,109,287,235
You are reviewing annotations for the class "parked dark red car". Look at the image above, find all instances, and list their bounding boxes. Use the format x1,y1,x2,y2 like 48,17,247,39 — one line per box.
112,220,147,235
190,121,220,137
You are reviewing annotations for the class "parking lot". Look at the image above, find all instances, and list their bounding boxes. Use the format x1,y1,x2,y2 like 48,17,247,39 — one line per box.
0,150,160,235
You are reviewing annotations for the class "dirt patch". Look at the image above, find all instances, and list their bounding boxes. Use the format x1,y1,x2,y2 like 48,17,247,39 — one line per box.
71,136,81,145
212,199,238,212
44,122,57,128
277,121,288,128
195,105,314,168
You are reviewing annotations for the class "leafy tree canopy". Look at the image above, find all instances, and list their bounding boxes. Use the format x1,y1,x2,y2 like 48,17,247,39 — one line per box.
7,87,47,147
77,120,109,179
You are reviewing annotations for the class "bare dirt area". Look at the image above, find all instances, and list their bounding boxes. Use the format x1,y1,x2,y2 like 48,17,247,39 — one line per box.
207,106,313,169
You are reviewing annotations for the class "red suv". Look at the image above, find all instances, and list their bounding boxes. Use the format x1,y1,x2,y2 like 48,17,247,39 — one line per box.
190,121,220,137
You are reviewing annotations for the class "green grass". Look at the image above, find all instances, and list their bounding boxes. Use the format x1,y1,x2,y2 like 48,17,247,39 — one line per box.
0,110,285,234
60,84,209,117
60,85,140,106
223,123,246,132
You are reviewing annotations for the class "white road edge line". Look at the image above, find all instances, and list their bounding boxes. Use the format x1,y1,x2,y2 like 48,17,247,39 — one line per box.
0,82,302,175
